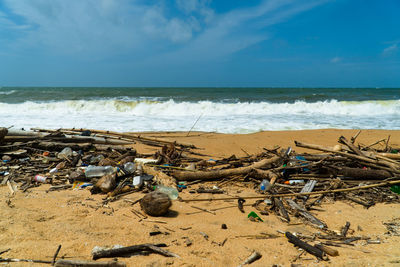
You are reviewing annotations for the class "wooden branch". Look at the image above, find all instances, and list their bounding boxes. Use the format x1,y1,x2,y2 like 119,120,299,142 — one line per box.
338,167,391,180
285,232,328,260
55,259,126,267
338,136,364,157
295,141,400,172
172,156,281,181
181,179,400,202
92,244,179,260
351,130,361,144
285,199,327,229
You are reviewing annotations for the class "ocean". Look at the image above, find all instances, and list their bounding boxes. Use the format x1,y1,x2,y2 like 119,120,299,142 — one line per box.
0,87,399,133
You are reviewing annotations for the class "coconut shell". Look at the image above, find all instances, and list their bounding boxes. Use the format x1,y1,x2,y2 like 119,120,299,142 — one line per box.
140,191,172,216
95,173,117,193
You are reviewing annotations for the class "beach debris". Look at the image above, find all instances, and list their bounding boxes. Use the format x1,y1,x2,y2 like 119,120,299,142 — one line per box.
91,243,179,259
238,251,262,266
140,191,172,216
54,259,126,267
2,127,400,265
285,232,328,260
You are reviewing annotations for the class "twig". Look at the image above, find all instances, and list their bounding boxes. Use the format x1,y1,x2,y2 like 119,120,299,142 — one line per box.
52,245,62,265
186,114,203,137
181,179,400,202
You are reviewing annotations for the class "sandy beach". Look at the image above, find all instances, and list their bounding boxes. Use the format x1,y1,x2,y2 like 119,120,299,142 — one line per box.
1,129,400,267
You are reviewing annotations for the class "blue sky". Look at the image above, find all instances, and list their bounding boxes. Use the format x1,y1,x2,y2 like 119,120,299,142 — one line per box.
0,0,399,87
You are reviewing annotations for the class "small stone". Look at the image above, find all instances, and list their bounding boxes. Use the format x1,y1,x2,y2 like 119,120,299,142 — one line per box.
221,224,227,229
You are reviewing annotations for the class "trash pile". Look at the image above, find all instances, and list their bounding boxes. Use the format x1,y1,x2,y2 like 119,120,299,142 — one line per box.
1,127,400,264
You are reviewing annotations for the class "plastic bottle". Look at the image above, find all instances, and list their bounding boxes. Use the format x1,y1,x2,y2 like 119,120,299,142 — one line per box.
57,147,73,159
260,179,272,191
85,165,116,178
123,162,136,174
33,174,49,183
155,185,179,200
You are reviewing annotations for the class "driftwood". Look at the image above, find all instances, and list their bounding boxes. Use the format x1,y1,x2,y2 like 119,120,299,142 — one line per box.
60,128,195,149
273,197,290,222
285,232,328,260
172,156,280,181
314,244,339,256
285,199,327,229
182,180,400,202
338,167,391,180
295,141,400,172
55,259,126,267
92,243,179,260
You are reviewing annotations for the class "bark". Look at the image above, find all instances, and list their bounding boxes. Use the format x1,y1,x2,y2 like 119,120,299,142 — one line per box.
172,156,280,181
338,167,391,180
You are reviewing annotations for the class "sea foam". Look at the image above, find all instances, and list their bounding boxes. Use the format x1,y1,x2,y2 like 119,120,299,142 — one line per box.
1,99,399,133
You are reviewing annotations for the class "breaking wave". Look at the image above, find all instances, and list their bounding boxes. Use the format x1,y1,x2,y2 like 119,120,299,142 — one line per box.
1,99,399,133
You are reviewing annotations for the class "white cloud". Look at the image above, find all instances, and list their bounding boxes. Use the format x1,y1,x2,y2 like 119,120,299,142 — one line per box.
330,57,342,63
382,43,398,56
1,0,327,61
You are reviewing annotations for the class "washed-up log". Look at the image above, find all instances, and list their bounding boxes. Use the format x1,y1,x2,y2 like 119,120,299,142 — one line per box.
338,167,391,180
142,165,177,188
94,144,135,152
61,128,196,149
285,232,328,260
285,199,327,229
172,156,280,181
30,141,93,151
55,259,126,267
295,141,400,172
92,243,179,260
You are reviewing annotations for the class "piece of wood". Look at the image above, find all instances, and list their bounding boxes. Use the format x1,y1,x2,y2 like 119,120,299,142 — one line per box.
338,136,365,157
55,259,126,267
351,130,361,144
314,244,339,256
52,244,62,265
295,141,400,172
172,156,281,181
338,167,391,180
341,221,351,237
273,197,290,222
92,244,179,260
285,232,328,260
285,199,327,229
181,179,400,202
